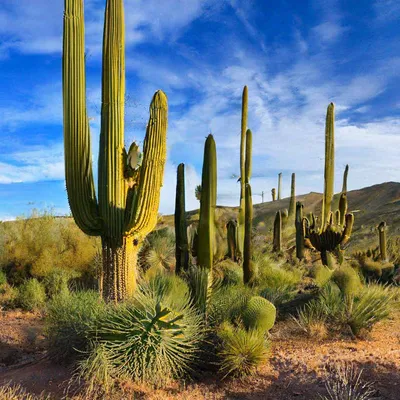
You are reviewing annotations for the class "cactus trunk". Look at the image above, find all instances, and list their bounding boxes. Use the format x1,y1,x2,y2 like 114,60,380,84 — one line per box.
321,103,335,229
175,163,189,275
238,86,248,260
243,184,255,284
271,188,276,201
273,210,282,252
278,173,282,200
378,222,387,262
226,220,238,261
63,0,167,302
289,173,295,218
197,135,217,270
295,202,305,260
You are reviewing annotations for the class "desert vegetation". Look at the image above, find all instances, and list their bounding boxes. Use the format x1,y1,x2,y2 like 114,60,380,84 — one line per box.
0,0,399,399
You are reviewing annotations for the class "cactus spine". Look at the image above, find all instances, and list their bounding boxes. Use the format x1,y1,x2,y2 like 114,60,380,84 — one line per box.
175,163,189,275
321,103,335,229
295,202,305,260
278,173,282,200
289,173,296,218
197,135,217,270
271,188,276,201
273,210,282,252
238,86,248,260
63,0,167,301
378,221,387,262
243,129,255,284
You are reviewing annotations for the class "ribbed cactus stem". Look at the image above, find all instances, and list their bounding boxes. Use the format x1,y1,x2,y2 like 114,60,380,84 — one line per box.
289,173,296,218
378,221,388,262
243,184,255,284
273,210,282,252
342,164,349,193
175,163,189,275
63,0,168,302
278,173,282,200
197,134,217,270
338,193,347,226
238,86,248,260
295,202,305,260
321,103,335,229
226,219,238,261
245,129,252,183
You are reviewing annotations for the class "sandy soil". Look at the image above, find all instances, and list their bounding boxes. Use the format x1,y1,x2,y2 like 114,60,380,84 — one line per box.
0,310,399,399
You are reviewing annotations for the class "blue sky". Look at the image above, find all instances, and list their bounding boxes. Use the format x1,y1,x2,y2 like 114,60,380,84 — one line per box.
0,0,399,220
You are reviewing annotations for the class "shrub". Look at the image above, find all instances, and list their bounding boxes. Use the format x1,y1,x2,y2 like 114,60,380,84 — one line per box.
85,282,204,387
0,383,50,400
215,259,242,286
242,296,276,333
320,362,375,400
259,284,295,306
0,269,7,286
43,269,72,299
0,283,19,308
46,290,105,362
17,279,46,311
217,322,270,378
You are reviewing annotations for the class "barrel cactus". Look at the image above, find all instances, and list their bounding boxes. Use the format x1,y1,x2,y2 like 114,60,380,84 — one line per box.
332,266,362,298
242,296,276,333
63,0,167,301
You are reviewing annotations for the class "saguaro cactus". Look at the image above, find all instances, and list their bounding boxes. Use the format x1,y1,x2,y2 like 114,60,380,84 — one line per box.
271,188,276,201
295,202,305,260
321,103,335,229
289,173,296,218
377,221,387,262
273,210,282,252
63,0,167,301
278,173,282,200
175,163,189,275
342,164,349,193
226,219,238,261
238,86,248,259
197,135,217,270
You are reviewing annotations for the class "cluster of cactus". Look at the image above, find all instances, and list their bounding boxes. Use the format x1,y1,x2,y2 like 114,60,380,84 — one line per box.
175,164,189,275
298,103,354,266
63,0,167,301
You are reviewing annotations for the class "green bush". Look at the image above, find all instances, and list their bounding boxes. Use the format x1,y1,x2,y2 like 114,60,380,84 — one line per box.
216,259,242,286
17,279,46,311
0,269,7,286
259,284,295,306
242,296,276,333
46,290,106,362
0,283,19,308
43,269,72,299
217,322,270,378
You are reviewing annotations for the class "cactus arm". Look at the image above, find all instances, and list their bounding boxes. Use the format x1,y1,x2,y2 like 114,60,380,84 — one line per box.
278,172,282,200
342,164,349,193
197,134,217,270
63,0,102,236
321,103,335,229
125,91,168,238
340,213,354,247
243,184,255,284
97,0,126,242
244,129,252,183
338,193,347,226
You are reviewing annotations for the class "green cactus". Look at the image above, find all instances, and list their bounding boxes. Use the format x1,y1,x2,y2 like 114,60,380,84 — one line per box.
175,163,189,275
187,223,198,258
277,173,282,200
281,208,289,227
288,173,296,218
332,266,362,298
226,219,238,261
63,0,167,301
243,129,255,285
273,210,282,253
197,135,217,270
195,185,202,201
377,221,388,262
338,193,347,226
342,164,349,193
271,188,276,201
295,202,305,260
242,296,276,333
321,103,335,230
238,86,248,260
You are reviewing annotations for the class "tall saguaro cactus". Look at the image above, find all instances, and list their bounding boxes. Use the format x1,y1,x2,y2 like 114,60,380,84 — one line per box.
175,163,189,275
197,135,217,270
278,173,282,200
63,0,167,301
321,103,335,229
238,86,248,260
377,221,388,262
289,173,296,218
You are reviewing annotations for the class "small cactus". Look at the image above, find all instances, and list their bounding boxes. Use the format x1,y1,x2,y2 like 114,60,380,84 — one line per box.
242,296,276,333
271,188,276,201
